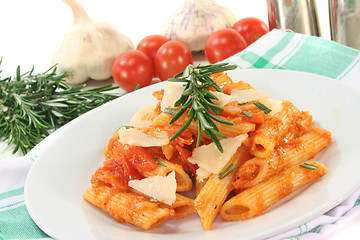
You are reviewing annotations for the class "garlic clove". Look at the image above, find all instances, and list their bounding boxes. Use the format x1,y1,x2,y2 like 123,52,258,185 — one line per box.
51,0,134,84
160,0,237,52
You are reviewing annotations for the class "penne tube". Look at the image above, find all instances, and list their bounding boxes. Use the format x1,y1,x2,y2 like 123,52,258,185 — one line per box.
194,145,251,230
142,157,193,192
248,100,300,158
170,193,195,219
233,127,331,189
195,177,207,197
281,111,313,143
220,161,327,221
83,186,174,230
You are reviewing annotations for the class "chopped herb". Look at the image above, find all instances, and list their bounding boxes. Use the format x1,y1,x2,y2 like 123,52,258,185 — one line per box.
219,164,239,179
164,107,179,115
152,156,167,167
253,101,272,114
242,111,253,118
121,125,133,129
300,162,319,170
149,197,159,203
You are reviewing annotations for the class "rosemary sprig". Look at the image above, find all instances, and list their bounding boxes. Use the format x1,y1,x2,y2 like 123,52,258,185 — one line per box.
0,62,123,155
167,63,237,152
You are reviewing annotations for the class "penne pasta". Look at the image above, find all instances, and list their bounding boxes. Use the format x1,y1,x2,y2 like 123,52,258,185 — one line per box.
83,186,174,230
281,111,313,143
247,100,301,158
194,145,251,230
233,126,331,189
220,161,328,221
170,193,195,219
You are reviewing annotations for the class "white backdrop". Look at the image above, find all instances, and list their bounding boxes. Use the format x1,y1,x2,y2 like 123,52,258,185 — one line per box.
0,0,330,77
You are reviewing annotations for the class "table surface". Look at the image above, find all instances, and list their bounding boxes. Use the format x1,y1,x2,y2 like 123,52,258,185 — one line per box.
0,0,358,239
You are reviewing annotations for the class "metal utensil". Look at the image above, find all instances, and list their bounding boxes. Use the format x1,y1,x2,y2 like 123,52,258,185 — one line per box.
267,0,321,36
329,0,360,50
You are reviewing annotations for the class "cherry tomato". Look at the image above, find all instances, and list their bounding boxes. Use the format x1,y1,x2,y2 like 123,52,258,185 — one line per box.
232,17,269,46
136,34,170,61
112,50,154,92
205,28,247,64
154,41,193,81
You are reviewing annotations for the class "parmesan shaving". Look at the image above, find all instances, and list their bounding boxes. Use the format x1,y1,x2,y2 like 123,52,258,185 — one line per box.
258,98,283,116
188,134,248,180
231,89,269,104
117,127,169,147
161,82,185,111
210,91,232,108
128,171,177,205
130,104,156,127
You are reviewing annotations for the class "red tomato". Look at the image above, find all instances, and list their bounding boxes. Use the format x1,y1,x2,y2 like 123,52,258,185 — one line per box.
154,41,193,81
136,34,170,61
232,17,269,46
205,28,247,64
118,143,158,173
112,50,154,92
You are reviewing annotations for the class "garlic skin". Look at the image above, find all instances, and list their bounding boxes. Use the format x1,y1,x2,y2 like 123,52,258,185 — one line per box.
160,0,237,52
52,0,134,84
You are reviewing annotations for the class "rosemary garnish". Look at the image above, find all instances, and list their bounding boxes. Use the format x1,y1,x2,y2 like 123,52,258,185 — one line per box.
242,111,253,118
253,101,272,114
300,162,319,170
0,62,122,155
167,63,237,152
219,164,239,179
121,125,133,129
163,107,179,116
149,197,159,203
152,156,167,167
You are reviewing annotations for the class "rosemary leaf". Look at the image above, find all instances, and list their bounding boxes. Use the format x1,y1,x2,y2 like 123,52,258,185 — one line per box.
152,156,167,167
219,164,239,179
300,162,319,170
242,111,253,118
253,101,272,114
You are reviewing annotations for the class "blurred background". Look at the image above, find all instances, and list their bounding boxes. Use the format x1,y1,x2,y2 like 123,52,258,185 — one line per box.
0,0,331,76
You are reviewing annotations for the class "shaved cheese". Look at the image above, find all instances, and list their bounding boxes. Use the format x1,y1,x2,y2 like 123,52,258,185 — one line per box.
130,104,156,127
210,91,232,108
128,171,177,205
258,98,283,116
188,134,248,180
117,127,169,147
231,89,269,104
161,82,185,111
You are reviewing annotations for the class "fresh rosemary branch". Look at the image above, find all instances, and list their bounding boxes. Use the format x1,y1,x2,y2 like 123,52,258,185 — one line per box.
0,63,122,155
167,63,237,152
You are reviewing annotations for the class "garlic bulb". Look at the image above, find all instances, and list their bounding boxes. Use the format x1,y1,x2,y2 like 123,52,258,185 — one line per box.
52,0,134,84
160,0,237,52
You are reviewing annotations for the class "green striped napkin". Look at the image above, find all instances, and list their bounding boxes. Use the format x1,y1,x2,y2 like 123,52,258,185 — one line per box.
228,29,360,86
1,29,360,240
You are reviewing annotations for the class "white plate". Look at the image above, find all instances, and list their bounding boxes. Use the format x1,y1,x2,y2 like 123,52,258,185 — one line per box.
24,69,360,240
